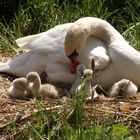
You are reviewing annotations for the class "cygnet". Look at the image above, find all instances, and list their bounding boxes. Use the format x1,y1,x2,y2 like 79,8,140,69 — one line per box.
8,77,29,99
108,79,138,97
26,72,65,99
70,64,96,97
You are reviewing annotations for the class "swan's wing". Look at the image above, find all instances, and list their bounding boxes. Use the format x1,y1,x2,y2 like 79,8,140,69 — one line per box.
77,36,110,70
16,32,46,49
16,23,74,54
0,51,49,77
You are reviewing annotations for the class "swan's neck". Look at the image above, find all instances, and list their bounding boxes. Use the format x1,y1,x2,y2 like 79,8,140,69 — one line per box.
65,17,125,56
76,18,125,47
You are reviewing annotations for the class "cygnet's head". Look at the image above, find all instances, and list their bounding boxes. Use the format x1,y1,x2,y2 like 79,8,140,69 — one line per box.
13,77,28,90
76,64,86,76
26,72,39,82
82,69,93,80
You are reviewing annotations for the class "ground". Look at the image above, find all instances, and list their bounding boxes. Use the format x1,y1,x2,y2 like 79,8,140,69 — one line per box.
0,52,140,139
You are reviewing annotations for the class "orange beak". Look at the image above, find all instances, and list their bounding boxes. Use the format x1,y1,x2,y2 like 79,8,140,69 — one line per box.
70,58,79,74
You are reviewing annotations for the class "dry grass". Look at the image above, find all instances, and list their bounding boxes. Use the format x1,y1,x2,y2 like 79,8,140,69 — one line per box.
0,52,140,139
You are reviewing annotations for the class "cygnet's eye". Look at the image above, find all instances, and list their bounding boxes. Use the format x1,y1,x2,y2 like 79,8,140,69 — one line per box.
27,77,31,81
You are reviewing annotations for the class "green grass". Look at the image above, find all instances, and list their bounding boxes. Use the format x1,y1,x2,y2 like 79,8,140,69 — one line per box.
0,0,140,139
1,0,140,51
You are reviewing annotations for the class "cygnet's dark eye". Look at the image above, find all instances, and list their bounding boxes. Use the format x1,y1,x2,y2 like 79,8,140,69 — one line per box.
83,74,87,78
81,71,83,75
27,77,31,80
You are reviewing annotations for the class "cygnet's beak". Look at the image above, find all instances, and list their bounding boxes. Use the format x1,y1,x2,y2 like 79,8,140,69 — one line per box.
70,58,79,74
81,75,85,79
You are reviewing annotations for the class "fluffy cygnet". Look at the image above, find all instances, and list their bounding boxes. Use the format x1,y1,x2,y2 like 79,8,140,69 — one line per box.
70,64,87,95
8,77,29,99
108,79,138,97
26,72,65,99
70,64,94,96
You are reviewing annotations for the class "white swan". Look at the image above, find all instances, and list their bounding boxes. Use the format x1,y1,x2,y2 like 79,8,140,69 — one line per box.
64,17,140,89
0,17,140,90
0,19,109,87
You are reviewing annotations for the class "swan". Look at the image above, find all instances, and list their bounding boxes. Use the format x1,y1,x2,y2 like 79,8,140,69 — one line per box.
64,17,140,89
0,17,109,88
8,77,30,99
108,79,138,97
26,72,65,99
0,23,76,84
0,17,140,90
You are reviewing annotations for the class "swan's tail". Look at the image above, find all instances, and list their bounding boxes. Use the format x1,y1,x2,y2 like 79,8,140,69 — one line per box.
16,32,46,51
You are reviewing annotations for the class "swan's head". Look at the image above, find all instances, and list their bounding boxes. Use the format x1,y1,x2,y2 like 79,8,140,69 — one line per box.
13,77,28,90
26,72,40,83
82,69,93,81
64,24,90,73
76,64,87,76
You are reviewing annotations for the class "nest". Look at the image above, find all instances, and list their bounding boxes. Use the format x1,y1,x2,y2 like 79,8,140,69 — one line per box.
0,53,140,139
0,93,139,139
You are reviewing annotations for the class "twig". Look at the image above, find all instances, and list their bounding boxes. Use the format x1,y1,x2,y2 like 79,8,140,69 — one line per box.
106,118,140,126
90,58,95,104
11,124,27,138
124,106,140,121
66,109,74,120
0,105,63,131
0,112,21,130
91,58,95,80
0,121,13,130
85,107,135,118
124,100,140,103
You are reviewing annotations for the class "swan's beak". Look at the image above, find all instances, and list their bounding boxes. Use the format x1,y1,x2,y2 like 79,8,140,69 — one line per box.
66,49,79,74
70,58,79,74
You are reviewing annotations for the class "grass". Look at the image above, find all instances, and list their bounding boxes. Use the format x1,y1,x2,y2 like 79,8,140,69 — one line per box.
0,0,140,51
3,93,135,140
0,0,140,139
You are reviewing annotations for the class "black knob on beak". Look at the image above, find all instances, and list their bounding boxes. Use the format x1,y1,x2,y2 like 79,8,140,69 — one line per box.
67,49,78,59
